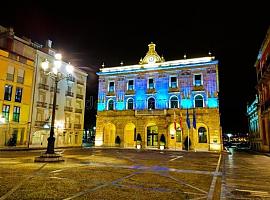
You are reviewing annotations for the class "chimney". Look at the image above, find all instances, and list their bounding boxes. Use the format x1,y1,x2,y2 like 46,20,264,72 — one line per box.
46,39,52,48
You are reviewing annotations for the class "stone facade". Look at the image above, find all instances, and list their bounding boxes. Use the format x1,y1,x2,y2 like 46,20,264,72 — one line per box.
96,43,222,151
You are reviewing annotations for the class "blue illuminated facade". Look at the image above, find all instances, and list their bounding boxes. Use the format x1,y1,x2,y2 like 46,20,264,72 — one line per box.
97,59,219,111
95,43,221,151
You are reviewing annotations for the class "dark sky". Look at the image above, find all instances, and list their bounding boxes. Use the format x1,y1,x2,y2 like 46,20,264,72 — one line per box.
1,2,269,133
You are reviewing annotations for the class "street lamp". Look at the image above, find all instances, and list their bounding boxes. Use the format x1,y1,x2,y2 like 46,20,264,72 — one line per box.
35,53,73,162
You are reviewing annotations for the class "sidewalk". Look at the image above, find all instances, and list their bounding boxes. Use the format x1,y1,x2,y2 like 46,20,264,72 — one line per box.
0,146,82,151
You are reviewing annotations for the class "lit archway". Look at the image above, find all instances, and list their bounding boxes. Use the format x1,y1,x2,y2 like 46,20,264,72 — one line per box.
124,123,136,148
103,123,116,146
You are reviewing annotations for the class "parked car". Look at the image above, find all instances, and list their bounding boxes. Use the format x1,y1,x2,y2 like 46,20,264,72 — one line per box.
236,142,250,150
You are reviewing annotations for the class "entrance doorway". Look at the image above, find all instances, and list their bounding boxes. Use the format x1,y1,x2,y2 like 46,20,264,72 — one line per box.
147,125,158,147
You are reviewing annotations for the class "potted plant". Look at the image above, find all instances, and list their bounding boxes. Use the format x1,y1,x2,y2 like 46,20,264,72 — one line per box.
136,134,142,149
160,134,166,150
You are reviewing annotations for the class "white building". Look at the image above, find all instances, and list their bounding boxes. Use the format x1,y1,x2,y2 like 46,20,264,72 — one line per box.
30,41,88,147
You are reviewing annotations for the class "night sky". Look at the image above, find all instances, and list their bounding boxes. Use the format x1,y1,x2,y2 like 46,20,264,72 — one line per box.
1,2,269,133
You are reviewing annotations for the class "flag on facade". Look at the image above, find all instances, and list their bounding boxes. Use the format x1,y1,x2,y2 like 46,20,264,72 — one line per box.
179,108,183,131
174,108,177,130
193,108,196,129
186,109,190,129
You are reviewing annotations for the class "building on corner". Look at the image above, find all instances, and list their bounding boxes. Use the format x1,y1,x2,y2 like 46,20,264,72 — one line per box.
95,43,222,151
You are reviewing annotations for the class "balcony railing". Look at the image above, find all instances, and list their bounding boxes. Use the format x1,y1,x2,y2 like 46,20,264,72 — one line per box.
147,88,156,94
65,123,72,129
169,87,179,93
50,87,60,93
74,124,82,129
66,76,75,82
38,83,49,90
6,73,14,81
126,90,135,95
77,80,84,85
17,76,24,84
192,85,204,91
49,104,59,110
35,121,45,127
258,59,270,83
64,106,73,112
75,108,83,113
65,91,74,97
76,94,83,99
135,109,166,116
107,91,115,96
37,101,48,108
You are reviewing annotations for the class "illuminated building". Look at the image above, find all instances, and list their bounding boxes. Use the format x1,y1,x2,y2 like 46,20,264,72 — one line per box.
247,95,260,150
95,43,222,151
0,26,35,146
0,25,87,147
255,26,270,152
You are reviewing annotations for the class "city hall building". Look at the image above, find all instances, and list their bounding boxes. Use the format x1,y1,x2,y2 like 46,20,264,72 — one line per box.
95,43,222,151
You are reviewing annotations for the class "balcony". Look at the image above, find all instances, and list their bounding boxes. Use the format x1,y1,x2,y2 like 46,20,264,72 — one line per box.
64,106,73,112
76,94,84,99
261,99,270,114
75,108,83,113
192,85,204,91
107,91,115,96
6,73,14,81
74,124,82,129
35,121,45,127
17,76,24,84
135,109,166,116
49,104,59,110
258,59,270,84
126,90,135,95
37,101,48,108
147,88,156,94
65,123,72,129
65,91,74,97
77,80,84,85
66,76,75,82
50,87,60,93
38,83,49,90
169,87,179,93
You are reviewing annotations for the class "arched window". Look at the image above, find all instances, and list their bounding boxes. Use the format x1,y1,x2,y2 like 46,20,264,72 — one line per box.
195,95,204,108
108,99,114,110
198,127,207,143
148,97,155,109
127,98,134,110
170,96,178,108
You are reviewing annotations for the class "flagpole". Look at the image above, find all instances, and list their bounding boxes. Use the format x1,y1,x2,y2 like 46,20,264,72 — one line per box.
187,128,189,151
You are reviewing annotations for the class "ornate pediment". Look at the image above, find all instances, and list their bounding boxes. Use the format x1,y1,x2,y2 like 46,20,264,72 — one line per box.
139,42,165,64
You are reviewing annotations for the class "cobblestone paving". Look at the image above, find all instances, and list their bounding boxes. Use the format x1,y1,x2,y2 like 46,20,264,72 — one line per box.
221,149,270,199
0,148,222,200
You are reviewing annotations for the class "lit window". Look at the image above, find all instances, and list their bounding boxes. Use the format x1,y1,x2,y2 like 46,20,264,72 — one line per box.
194,74,202,86
4,85,12,101
109,82,114,92
198,127,207,143
148,97,155,109
128,80,134,91
13,106,20,122
127,99,134,110
176,128,182,142
108,99,114,110
148,78,154,89
170,77,177,88
170,96,178,108
195,95,203,108
15,87,23,103
2,105,10,121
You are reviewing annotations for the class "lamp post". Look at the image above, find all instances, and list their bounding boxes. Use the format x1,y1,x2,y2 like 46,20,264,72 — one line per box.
35,53,73,162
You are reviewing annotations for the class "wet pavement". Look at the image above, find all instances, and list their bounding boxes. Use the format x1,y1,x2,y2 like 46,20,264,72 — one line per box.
221,148,270,199
0,147,270,199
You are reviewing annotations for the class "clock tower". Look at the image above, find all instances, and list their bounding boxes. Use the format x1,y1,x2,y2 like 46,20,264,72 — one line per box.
139,42,165,64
